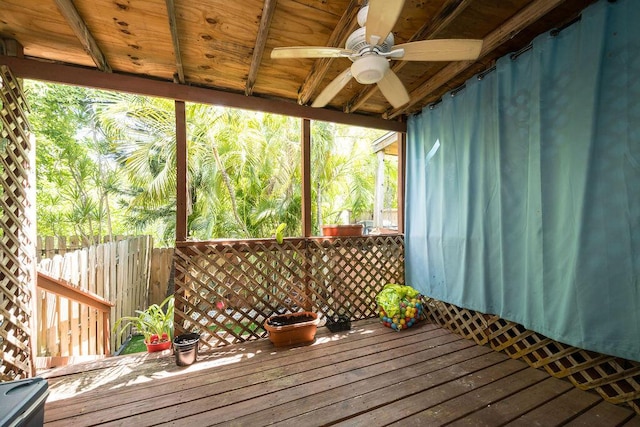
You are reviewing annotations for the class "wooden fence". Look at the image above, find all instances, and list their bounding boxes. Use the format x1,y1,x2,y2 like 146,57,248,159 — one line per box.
36,235,131,262
148,247,174,306
36,236,153,365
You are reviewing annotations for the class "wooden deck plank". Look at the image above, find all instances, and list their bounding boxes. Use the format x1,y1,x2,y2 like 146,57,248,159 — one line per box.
506,388,603,426
448,377,575,426
338,359,538,426
562,400,637,426
41,319,639,426
622,416,640,426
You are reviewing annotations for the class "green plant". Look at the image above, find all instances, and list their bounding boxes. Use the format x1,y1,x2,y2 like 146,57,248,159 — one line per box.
274,222,286,244
113,295,174,344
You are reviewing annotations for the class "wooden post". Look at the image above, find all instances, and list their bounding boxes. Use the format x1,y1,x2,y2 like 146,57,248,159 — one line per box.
397,131,406,234
102,311,110,355
301,118,312,310
373,150,385,228
301,118,312,237
175,100,188,242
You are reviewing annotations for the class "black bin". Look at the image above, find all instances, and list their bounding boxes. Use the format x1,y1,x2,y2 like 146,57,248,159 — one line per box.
0,377,49,427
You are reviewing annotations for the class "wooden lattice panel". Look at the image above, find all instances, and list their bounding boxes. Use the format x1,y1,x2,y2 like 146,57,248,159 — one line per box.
0,66,35,380
423,297,640,414
174,235,404,350
422,297,492,346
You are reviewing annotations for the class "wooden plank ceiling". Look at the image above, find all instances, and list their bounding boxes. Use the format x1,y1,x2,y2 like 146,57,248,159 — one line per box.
0,0,597,123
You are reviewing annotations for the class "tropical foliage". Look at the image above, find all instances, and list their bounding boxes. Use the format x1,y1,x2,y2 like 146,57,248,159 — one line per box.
112,295,174,343
26,81,395,245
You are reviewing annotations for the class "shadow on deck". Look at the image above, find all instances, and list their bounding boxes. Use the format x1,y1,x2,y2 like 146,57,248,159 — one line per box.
41,319,638,426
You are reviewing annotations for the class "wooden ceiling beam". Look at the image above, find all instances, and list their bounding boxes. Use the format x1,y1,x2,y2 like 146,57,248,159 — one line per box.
53,0,111,72
165,0,185,84
297,0,360,106
0,55,406,132
246,0,278,96
386,0,568,119
345,0,472,113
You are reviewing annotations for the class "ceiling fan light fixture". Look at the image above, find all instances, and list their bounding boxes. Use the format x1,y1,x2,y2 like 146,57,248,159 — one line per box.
350,55,389,85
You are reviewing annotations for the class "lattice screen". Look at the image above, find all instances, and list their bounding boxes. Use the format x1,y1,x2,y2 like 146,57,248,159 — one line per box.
0,66,36,380
422,297,640,415
174,235,404,350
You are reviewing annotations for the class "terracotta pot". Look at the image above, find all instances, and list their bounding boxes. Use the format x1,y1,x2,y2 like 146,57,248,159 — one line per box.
321,224,364,237
264,312,319,347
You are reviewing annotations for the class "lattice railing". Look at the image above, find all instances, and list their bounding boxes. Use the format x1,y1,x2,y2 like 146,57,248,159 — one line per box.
0,66,36,380
422,297,640,415
174,235,404,350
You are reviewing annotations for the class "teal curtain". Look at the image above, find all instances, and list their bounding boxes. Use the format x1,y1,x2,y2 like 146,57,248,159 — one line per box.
405,0,640,362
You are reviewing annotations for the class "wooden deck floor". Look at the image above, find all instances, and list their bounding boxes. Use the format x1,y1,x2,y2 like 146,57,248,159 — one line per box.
41,319,639,426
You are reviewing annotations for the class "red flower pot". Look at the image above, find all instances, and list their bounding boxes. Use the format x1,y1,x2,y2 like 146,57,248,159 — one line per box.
145,333,171,352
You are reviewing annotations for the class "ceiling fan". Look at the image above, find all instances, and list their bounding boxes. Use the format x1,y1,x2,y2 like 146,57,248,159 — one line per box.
271,0,483,109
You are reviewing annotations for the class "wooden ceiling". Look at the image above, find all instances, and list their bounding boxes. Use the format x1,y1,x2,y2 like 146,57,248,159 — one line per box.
0,0,597,126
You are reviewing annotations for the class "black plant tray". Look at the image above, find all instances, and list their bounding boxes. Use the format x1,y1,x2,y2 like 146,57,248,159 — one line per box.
326,315,351,332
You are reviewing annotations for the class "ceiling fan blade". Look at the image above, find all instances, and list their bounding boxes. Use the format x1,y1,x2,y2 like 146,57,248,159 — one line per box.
312,68,353,108
271,46,353,59
376,70,409,109
366,0,404,46
394,39,483,61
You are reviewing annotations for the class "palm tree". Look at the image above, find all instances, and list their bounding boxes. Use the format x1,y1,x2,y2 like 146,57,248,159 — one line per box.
96,94,304,242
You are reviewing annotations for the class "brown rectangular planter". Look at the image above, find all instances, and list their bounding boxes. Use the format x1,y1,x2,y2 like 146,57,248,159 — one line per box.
321,224,364,237
264,311,319,347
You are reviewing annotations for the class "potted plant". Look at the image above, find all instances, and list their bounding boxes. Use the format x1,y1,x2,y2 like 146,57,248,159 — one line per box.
264,311,320,347
321,224,364,237
113,295,174,352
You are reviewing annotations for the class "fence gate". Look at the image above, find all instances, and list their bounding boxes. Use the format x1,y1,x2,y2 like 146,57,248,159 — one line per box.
0,65,36,380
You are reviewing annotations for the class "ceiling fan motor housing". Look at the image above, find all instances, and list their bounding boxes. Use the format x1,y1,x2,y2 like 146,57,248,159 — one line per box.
346,27,394,56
